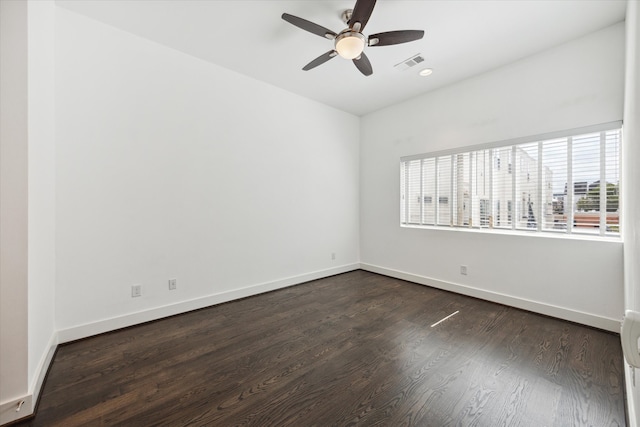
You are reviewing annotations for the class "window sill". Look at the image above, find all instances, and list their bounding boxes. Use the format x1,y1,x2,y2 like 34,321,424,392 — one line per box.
400,223,622,243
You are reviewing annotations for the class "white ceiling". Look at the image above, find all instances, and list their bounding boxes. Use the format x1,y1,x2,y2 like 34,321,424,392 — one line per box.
56,0,627,116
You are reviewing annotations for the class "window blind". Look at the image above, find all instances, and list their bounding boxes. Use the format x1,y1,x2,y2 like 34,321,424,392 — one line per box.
437,156,452,226
422,158,436,225
541,138,568,231
400,123,622,238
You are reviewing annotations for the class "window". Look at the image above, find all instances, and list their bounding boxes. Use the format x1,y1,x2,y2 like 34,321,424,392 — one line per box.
400,123,621,238
437,156,452,226
479,199,490,227
493,147,512,229
542,138,567,231
515,143,537,230
422,158,436,224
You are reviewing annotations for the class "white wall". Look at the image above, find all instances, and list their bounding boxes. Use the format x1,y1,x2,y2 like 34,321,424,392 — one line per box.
624,1,640,315
0,0,30,422
27,0,57,395
1,2,57,423
54,8,360,335
623,1,640,425
360,23,625,331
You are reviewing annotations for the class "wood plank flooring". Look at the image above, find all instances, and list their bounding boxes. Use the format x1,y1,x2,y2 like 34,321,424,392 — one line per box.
14,270,626,426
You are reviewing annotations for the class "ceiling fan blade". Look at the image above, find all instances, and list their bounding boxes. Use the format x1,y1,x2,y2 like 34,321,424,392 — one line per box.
353,52,373,76
368,30,425,47
282,13,337,39
303,50,338,71
349,0,376,32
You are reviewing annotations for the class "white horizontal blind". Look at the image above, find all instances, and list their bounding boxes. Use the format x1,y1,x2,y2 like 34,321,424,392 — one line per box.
400,162,406,224
572,133,601,233
422,158,436,225
437,156,452,226
492,147,513,229
473,149,491,228
453,153,470,227
514,142,538,231
605,130,621,233
541,138,568,231
400,123,622,238
406,159,421,225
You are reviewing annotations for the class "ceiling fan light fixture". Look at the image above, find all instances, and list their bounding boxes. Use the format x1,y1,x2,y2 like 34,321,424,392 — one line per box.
335,31,366,59
282,0,425,76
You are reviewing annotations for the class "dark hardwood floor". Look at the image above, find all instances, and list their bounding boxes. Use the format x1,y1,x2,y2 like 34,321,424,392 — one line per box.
15,270,626,426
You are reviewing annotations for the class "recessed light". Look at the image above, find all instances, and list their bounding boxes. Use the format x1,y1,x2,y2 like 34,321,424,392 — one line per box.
419,68,433,77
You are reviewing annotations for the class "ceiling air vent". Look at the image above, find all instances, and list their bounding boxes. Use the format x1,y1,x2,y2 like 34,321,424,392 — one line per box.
394,54,425,71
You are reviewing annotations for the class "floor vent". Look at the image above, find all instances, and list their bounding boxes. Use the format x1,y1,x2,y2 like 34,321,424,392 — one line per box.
394,54,425,71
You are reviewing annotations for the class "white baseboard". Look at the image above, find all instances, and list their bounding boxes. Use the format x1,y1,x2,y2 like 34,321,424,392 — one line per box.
626,360,638,427
57,263,360,344
360,263,621,332
0,394,33,426
0,331,57,426
29,332,58,410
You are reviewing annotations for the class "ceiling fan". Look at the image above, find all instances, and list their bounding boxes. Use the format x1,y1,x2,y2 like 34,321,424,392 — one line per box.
282,0,424,76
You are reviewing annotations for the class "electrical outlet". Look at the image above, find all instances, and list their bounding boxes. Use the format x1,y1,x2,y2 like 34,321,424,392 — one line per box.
331,252,336,260
131,284,142,297
460,265,468,275
168,278,177,290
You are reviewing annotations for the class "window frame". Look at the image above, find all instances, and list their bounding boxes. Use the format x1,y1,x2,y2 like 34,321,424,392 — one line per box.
400,121,622,239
